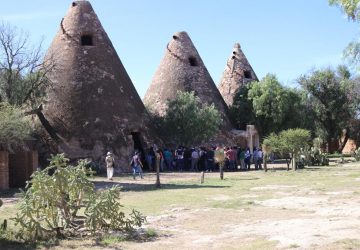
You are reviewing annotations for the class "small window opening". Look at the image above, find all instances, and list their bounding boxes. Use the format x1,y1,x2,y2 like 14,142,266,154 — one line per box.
81,35,93,46
244,70,252,79
232,56,236,59
173,35,178,40
189,56,198,66
232,51,237,55
72,2,77,7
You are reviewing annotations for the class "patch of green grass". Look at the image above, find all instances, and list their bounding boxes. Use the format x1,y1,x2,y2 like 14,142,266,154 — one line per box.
237,238,278,250
100,234,127,245
144,228,158,238
335,238,360,249
289,243,300,248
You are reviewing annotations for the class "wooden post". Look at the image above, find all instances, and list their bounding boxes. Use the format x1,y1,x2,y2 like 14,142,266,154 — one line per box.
220,164,224,180
155,155,161,188
200,171,204,184
264,153,268,172
0,151,9,190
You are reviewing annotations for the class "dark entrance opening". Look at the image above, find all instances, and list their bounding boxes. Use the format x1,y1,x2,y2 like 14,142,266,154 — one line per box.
244,70,252,79
81,35,93,46
131,132,147,169
188,56,198,66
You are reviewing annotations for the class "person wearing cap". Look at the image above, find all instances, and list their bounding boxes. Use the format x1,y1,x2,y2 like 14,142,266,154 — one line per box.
105,152,115,180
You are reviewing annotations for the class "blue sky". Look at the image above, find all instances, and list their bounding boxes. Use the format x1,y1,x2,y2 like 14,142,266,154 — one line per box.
0,0,358,98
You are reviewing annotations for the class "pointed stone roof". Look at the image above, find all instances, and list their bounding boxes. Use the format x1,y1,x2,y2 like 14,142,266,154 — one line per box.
218,43,258,106
41,1,154,165
144,31,232,129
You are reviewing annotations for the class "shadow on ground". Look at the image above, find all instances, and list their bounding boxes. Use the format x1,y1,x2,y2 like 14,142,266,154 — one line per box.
0,239,36,250
93,181,230,192
0,189,22,198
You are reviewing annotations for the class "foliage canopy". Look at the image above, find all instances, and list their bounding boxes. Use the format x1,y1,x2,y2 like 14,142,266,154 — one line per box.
0,102,31,150
150,91,222,146
298,67,359,151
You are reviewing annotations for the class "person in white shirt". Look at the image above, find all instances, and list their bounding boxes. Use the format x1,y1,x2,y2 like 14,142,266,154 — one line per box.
105,152,115,180
191,148,199,171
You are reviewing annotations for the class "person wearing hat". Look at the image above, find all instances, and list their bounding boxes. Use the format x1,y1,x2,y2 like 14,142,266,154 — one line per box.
105,152,115,180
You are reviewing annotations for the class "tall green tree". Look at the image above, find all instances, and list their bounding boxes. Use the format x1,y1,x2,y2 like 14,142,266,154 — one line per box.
247,74,304,137
0,102,30,151
298,67,358,152
229,84,255,130
0,22,54,108
230,74,313,138
152,91,222,147
329,0,360,69
263,129,311,171
329,0,360,21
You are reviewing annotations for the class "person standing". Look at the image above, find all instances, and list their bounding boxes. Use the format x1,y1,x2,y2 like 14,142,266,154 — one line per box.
163,148,173,171
175,146,184,171
253,147,259,170
206,147,215,172
226,147,236,171
191,148,199,171
132,151,143,180
244,148,252,170
238,148,246,170
257,148,263,170
105,152,115,180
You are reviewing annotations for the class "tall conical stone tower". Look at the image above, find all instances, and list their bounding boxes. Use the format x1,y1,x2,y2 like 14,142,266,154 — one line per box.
41,1,154,170
218,43,258,107
144,31,232,130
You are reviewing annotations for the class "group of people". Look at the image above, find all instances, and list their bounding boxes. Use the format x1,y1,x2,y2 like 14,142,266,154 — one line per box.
140,145,264,173
104,145,264,180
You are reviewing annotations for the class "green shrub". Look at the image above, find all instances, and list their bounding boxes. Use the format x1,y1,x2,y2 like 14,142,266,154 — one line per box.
353,148,360,161
13,154,145,242
0,103,31,150
144,228,158,238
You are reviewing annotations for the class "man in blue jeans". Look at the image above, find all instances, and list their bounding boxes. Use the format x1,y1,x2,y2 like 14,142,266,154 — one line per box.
131,151,143,180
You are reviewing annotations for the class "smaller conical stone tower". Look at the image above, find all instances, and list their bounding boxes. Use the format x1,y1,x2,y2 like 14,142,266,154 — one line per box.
40,1,155,170
144,31,232,130
218,43,258,107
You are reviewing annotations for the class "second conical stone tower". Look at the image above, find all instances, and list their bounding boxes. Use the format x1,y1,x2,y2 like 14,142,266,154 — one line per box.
218,43,258,107
144,31,232,129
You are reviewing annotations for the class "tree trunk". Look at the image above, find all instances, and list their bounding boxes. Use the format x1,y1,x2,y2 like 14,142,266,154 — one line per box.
220,164,224,180
200,171,205,184
285,158,290,171
292,153,297,171
155,160,161,188
338,129,349,153
264,153,268,172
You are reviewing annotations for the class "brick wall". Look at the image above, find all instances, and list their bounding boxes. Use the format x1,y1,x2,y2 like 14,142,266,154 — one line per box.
0,151,9,190
9,151,38,188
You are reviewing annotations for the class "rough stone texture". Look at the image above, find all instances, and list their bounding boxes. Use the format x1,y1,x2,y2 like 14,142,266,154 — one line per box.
218,43,258,107
42,1,155,171
144,31,233,130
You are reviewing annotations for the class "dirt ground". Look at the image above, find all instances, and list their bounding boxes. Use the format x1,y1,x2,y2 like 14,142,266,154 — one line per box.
2,163,360,250
115,164,360,250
